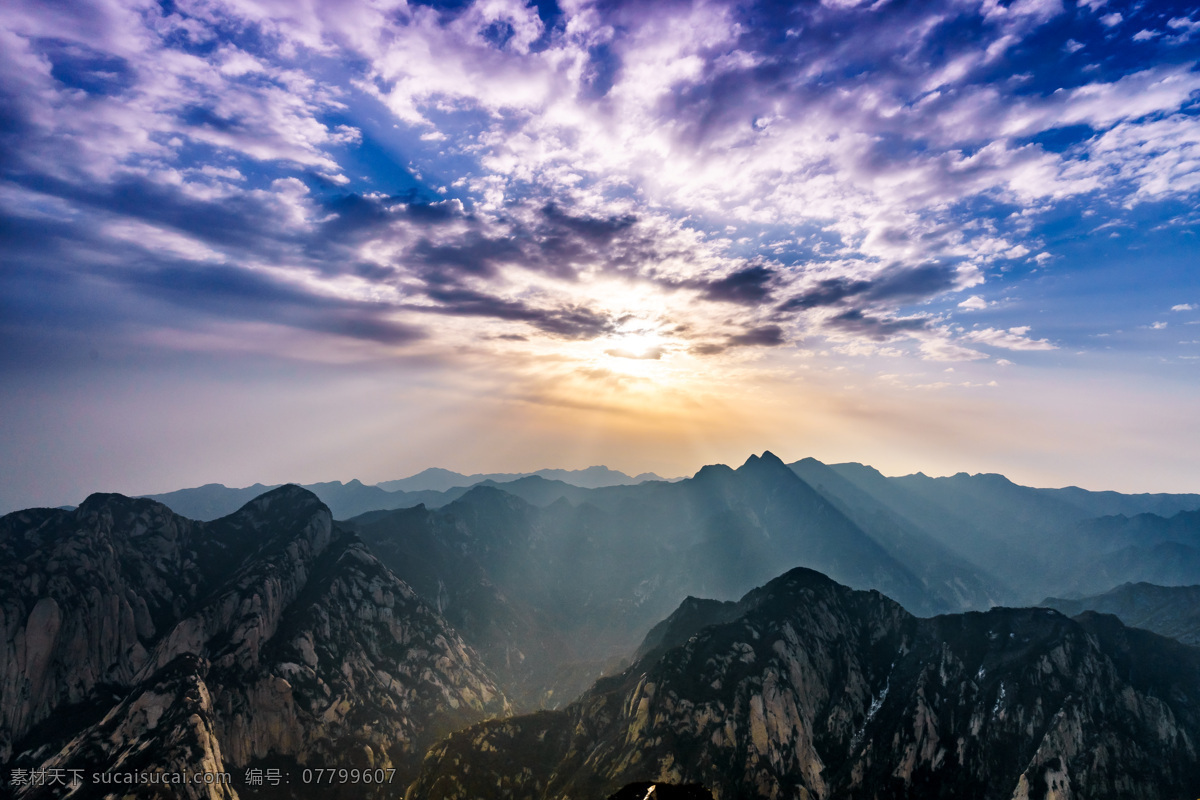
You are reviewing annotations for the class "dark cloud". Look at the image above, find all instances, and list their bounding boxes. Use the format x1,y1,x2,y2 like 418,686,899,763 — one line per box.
410,232,525,282
382,202,645,287
0,205,424,351
539,203,636,244
692,323,786,355
826,309,930,341
697,264,777,305
862,263,960,303
126,261,428,345
778,265,961,313
728,324,785,347
10,173,277,254
581,42,619,98
421,286,616,339
778,277,871,312
181,104,243,133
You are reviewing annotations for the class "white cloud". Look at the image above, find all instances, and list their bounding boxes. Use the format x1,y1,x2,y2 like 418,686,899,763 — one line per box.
1168,16,1200,34
918,337,989,362
958,295,990,311
1100,12,1123,28
4,0,1199,374
962,326,1057,350
1172,303,1196,312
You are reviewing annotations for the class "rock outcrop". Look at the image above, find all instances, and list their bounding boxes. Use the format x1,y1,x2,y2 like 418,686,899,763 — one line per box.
0,487,507,797
408,567,1200,800
15,653,235,800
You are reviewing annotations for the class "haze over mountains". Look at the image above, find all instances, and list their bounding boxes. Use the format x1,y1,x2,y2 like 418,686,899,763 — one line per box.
142,453,1200,608
3,452,1200,798
138,466,676,522
376,466,677,494
1043,582,1200,647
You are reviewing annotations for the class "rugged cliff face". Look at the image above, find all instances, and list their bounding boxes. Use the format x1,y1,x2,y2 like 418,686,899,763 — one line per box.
0,487,508,797
408,568,1200,800
15,653,236,800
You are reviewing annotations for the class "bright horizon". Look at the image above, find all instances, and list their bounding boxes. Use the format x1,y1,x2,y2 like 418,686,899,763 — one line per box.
2,0,1199,511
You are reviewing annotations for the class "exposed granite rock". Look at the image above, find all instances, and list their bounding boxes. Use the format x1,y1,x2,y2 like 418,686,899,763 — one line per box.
14,653,235,800
408,568,1200,800
0,488,508,797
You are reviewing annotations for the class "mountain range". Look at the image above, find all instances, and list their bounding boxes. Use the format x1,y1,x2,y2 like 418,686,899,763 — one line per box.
0,488,506,798
89,454,1200,714
1042,581,1200,647
137,466,675,522
3,452,1200,798
411,568,1200,799
375,466,675,494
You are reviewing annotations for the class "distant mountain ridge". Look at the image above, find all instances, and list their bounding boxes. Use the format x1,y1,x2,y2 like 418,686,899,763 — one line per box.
140,480,471,521
376,465,675,493
341,451,1006,714
806,460,1200,600
1043,582,1200,646
139,467,676,521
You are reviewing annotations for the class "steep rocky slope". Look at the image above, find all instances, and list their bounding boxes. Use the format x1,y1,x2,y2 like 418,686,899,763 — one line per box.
409,568,1200,800
0,487,507,797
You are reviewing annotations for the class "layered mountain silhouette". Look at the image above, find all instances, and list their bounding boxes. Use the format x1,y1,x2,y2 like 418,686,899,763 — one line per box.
376,466,674,494
1043,581,1200,646
141,468,673,522
340,452,1012,711
0,488,506,797
794,460,1200,599
139,459,1200,612
140,481,472,522
411,568,1200,799
5,453,1200,798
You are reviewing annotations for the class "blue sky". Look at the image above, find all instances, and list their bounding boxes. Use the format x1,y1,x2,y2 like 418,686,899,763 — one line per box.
1,0,1199,510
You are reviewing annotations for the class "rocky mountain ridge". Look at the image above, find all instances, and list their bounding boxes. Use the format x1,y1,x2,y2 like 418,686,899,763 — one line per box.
0,487,507,797
410,568,1200,799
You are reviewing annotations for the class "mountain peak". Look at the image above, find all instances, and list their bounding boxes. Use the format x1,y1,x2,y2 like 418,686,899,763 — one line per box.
693,463,736,481
737,450,793,475
759,449,785,465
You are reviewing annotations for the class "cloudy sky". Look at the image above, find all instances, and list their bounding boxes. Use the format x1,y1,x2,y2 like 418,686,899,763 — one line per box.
2,0,1199,510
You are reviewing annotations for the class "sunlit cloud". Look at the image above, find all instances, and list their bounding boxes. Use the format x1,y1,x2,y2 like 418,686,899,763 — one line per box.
2,0,1200,506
